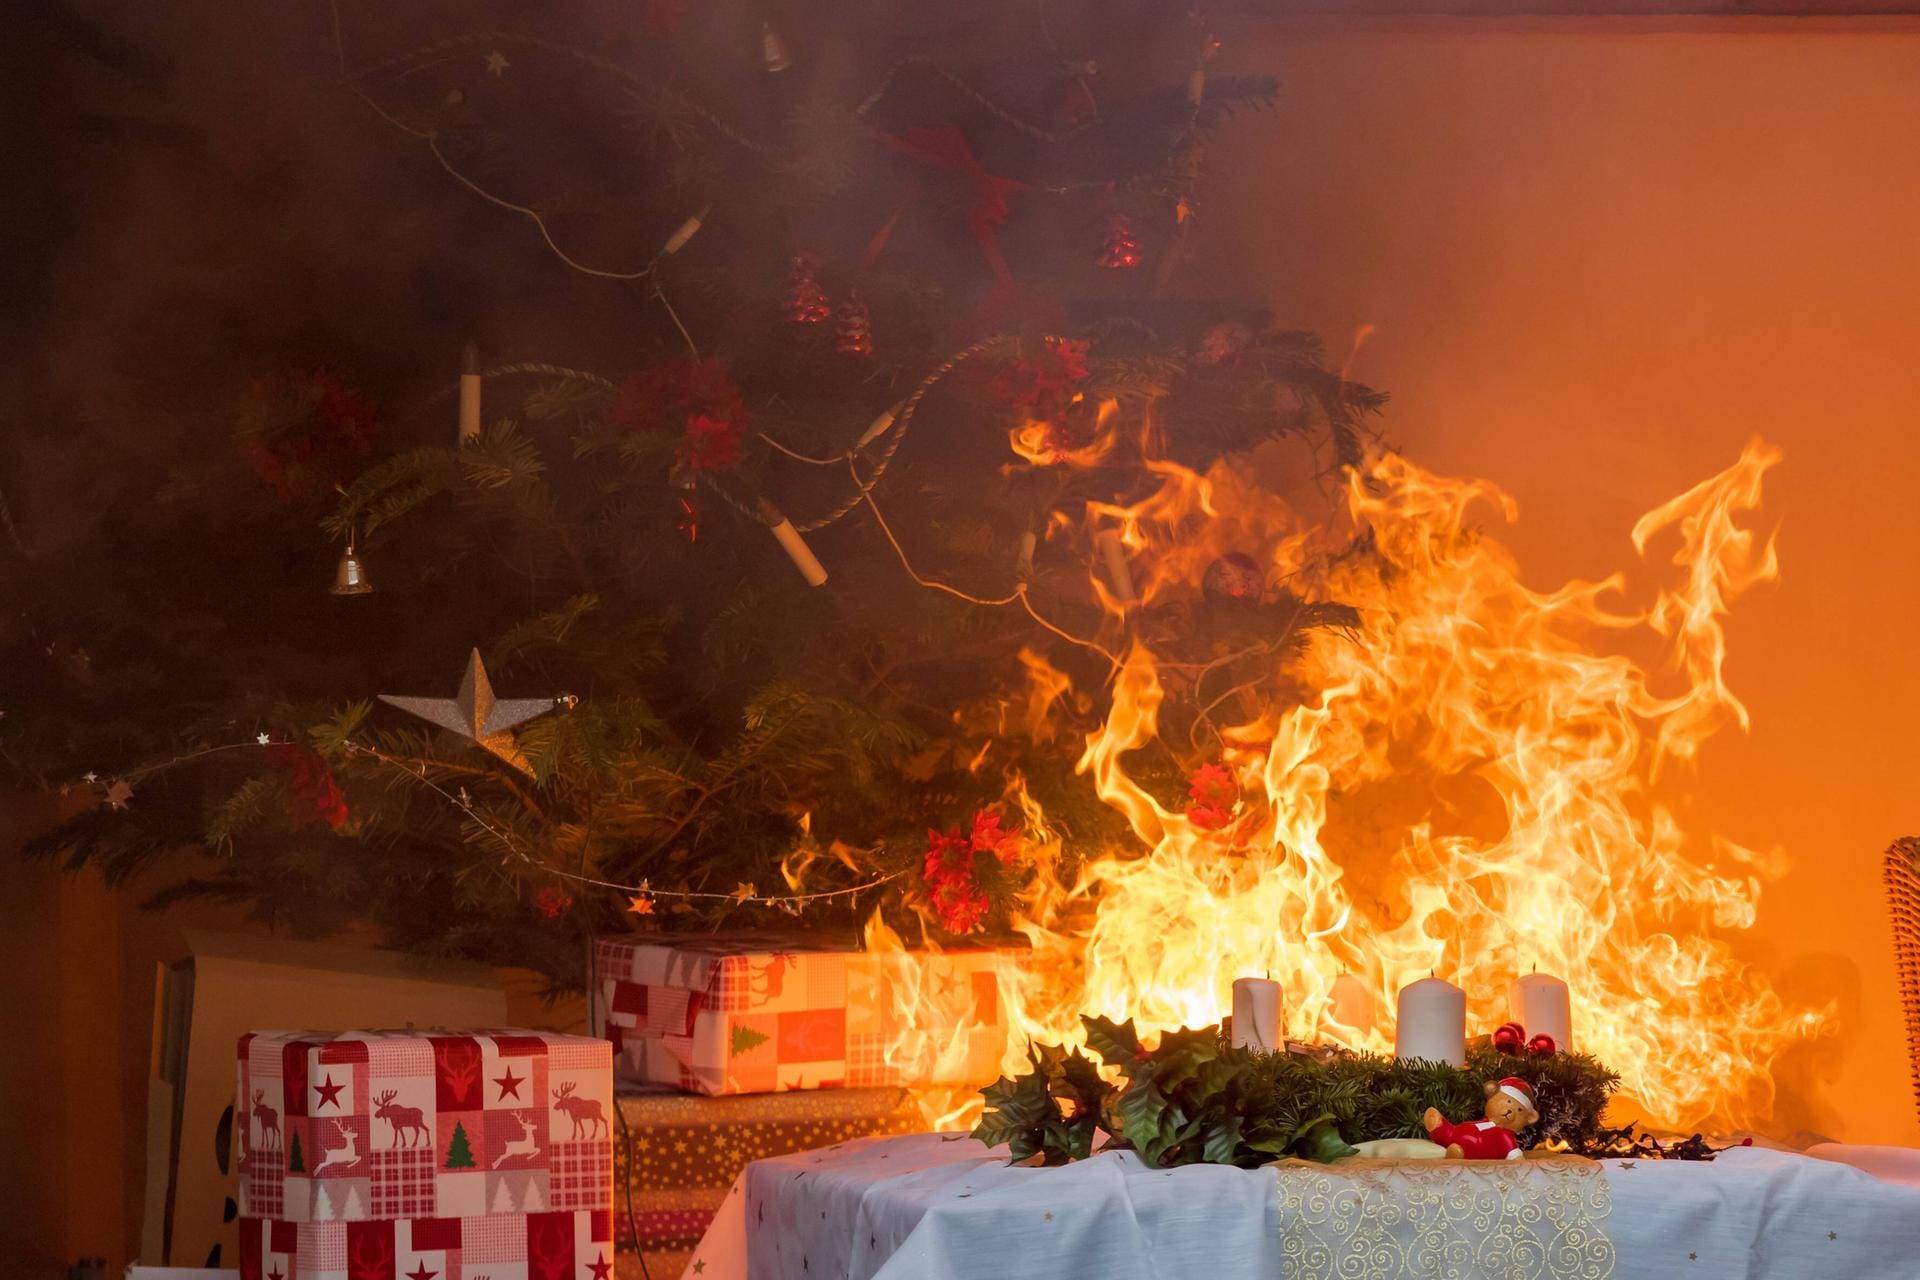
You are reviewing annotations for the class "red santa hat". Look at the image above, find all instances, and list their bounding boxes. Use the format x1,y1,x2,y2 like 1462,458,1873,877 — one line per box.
1496,1077,1537,1111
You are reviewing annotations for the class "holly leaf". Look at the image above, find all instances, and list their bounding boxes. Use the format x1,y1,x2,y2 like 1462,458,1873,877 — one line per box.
972,1071,1054,1153
1082,1014,1143,1068
1295,1116,1360,1164
1202,1115,1245,1165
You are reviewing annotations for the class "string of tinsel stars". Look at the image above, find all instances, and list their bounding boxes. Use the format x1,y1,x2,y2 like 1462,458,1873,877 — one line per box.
67,736,904,914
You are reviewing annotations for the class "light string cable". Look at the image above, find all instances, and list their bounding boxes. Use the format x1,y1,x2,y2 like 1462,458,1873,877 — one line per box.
66,734,902,908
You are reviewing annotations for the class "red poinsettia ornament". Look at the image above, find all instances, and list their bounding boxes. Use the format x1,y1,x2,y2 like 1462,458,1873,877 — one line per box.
263,743,349,832
1186,762,1239,831
611,356,750,473
236,369,381,503
920,807,1027,934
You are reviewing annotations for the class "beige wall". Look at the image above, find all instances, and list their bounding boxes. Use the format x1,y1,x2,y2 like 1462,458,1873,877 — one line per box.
1196,18,1920,1144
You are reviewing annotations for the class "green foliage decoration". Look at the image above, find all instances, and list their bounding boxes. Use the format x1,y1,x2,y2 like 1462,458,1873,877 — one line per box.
972,1016,1622,1168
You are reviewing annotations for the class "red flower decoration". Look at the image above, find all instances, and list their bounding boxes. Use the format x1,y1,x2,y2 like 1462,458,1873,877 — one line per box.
264,743,349,832
920,809,1026,934
977,338,1089,424
1186,762,1239,832
236,370,381,503
533,886,574,918
969,810,1022,865
611,356,750,473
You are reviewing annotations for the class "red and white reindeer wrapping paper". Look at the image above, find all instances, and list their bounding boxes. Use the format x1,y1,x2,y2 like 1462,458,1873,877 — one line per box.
236,1209,614,1280
237,1029,611,1224
590,933,1011,1095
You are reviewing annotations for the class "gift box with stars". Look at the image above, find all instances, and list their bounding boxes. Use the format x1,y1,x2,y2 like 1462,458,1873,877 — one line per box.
235,1208,614,1280
236,1029,612,1224
590,933,1013,1096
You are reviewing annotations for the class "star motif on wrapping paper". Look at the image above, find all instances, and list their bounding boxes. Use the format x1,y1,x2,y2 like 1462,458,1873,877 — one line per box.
1829,1231,1838,1241
691,1263,706,1276
494,1065,524,1100
1044,1212,1054,1222
404,1264,437,1280
105,779,134,810
379,650,565,775
587,1253,612,1280
1619,1160,1637,1169
485,50,509,75
313,1073,345,1110
1688,1253,1697,1262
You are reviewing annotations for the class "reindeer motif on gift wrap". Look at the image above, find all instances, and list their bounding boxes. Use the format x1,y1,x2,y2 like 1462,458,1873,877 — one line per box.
438,1039,482,1106
313,1124,361,1175
250,1090,281,1150
347,1229,393,1280
551,1081,606,1139
747,953,795,1001
492,1115,541,1168
372,1090,429,1147
528,1213,572,1280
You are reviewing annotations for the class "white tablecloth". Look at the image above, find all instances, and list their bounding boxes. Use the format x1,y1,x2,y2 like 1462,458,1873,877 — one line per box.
680,1131,1920,1280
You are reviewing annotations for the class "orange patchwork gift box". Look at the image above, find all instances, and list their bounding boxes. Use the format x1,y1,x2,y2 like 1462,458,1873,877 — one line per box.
590,933,1012,1095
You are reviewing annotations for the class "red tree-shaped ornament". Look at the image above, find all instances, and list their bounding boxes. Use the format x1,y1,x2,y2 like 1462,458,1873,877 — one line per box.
1097,211,1141,269
785,254,830,324
835,289,873,356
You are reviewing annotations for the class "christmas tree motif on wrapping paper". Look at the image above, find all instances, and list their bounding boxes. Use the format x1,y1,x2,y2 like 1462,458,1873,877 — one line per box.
491,1177,517,1213
522,1177,547,1212
288,1130,305,1173
444,1119,476,1169
731,1025,771,1058
312,1183,334,1221
342,1183,367,1220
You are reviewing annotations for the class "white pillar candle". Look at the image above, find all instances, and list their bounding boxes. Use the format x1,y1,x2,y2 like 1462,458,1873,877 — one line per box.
1394,976,1466,1066
1510,970,1573,1052
1327,974,1376,1036
1231,977,1284,1052
458,344,482,443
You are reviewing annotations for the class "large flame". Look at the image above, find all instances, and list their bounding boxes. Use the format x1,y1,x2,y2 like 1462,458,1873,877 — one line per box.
878,437,1815,1133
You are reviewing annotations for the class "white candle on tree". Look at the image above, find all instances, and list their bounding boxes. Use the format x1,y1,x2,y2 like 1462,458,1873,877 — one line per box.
1394,975,1466,1066
458,344,482,443
1230,977,1284,1052
1510,969,1573,1051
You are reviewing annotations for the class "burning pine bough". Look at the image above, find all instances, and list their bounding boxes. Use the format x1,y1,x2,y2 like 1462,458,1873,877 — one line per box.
874,437,1814,1137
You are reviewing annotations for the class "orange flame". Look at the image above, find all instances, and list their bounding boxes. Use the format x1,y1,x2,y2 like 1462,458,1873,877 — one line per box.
878,438,1814,1133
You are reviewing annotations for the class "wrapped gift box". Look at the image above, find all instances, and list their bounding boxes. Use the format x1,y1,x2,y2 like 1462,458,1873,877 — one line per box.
612,1086,922,1276
237,1029,611,1223
590,933,1010,1094
236,1209,613,1280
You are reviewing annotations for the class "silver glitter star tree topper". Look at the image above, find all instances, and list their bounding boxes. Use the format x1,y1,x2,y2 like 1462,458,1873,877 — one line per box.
378,649,565,774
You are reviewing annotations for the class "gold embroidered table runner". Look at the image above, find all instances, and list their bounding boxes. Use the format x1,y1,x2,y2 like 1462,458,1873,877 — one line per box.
1271,1156,1615,1280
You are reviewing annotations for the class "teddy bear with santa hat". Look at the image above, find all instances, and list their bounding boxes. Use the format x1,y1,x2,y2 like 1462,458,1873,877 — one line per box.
1421,1076,1540,1160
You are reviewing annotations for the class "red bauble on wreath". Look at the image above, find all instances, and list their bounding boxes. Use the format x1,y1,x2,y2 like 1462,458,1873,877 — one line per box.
1527,1033,1559,1056
1491,1021,1528,1055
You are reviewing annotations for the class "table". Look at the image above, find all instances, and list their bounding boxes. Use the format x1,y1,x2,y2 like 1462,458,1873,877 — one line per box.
681,1131,1920,1280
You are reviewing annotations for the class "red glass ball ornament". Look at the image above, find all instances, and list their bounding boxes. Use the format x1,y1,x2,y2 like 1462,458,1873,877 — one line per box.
1526,1032,1558,1056
1491,1022,1527,1055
